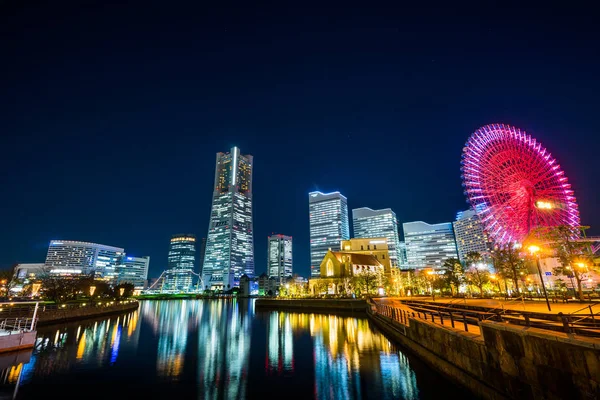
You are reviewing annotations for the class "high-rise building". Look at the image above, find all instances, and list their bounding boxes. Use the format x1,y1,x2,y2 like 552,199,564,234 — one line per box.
352,207,402,268
309,191,350,278
402,221,459,270
44,240,124,283
199,237,207,273
398,241,408,269
117,255,150,290
165,234,196,291
268,234,293,284
453,209,492,263
203,147,254,290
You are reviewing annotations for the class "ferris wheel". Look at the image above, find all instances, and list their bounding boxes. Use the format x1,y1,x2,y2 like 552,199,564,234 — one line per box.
460,123,579,246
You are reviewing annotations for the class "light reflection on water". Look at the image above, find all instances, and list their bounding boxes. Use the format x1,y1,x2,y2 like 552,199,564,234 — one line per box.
3,300,465,399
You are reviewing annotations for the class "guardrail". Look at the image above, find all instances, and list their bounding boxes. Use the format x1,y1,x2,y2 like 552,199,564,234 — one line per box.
0,317,37,333
373,300,600,337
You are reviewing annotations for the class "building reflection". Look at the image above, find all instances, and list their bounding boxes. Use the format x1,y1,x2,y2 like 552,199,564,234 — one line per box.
140,300,201,379
19,309,140,381
266,312,294,375
263,312,420,400
198,299,252,399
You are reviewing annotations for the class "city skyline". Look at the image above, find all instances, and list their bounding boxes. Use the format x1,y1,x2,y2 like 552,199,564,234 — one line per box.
2,3,599,278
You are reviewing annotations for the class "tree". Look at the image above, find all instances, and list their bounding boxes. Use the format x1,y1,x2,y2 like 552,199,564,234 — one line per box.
534,225,597,302
353,269,379,297
492,246,527,296
441,258,464,296
39,275,78,303
466,266,490,295
114,282,134,298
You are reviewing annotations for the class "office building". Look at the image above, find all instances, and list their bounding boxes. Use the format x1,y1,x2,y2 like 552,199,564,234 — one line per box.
45,240,124,283
199,237,207,272
268,234,293,284
398,241,409,269
309,191,350,278
117,256,150,289
165,234,196,291
402,221,459,270
453,209,492,263
203,147,254,290
352,207,401,268
13,263,47,281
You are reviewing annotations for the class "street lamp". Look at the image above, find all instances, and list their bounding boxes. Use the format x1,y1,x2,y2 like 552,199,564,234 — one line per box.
527,245,551,311
426,270,436,301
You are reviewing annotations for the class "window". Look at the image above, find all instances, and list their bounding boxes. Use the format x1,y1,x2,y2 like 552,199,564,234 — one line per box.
367,245,370,250
361,245,364,250
326,259,334,277
374,245,377,250
382,254,385,259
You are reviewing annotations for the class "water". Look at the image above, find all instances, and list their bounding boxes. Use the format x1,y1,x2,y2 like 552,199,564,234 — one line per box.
3,300,468,399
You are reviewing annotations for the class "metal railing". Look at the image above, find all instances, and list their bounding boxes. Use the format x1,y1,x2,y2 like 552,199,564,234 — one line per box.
372,301,478,333
0,317,37,333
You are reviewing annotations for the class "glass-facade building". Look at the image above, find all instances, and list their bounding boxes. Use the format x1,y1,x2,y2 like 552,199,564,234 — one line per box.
402,221,459,270
268,234,293,284
44,240,124,283
165,234,196,291
117,255,150,290
352,207,402,268
453,209,492,263
398,241,408,269
203,147,254,290
309,191,350,278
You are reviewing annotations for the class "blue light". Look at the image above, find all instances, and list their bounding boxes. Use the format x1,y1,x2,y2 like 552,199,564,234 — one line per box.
127,257,133,261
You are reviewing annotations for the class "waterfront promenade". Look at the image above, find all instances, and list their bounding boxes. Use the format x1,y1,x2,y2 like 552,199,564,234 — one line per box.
377,296,599,315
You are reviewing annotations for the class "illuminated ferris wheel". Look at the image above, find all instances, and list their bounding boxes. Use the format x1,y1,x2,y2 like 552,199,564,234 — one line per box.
460,123,579,246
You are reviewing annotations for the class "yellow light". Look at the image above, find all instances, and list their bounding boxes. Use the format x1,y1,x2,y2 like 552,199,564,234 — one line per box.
89,286,96,296
426,270,434,275
576,263,587,269
528,245,540,254
536,201,553,210
490,274,496,280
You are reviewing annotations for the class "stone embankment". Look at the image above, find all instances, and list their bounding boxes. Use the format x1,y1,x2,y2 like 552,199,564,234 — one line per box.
254,298,367,313
37,301,139,326
368,303,600,399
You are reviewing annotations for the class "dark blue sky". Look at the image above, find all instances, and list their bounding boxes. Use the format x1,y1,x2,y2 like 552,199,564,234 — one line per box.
1,2,599,278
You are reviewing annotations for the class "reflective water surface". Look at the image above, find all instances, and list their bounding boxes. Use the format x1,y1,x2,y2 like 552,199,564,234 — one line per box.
3,300,467,399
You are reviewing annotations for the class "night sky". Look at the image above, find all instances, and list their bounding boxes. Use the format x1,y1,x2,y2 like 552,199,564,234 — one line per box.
1,2,599,278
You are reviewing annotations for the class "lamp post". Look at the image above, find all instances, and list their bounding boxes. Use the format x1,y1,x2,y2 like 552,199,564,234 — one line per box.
528,245,551,311
426,270,435,301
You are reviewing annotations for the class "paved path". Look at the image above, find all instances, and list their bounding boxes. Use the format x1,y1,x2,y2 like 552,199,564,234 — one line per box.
376,297,598,315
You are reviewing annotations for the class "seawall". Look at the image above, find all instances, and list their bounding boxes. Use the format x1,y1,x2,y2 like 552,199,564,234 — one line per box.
37,302,139,326
255,298,367,313
368,306,600,399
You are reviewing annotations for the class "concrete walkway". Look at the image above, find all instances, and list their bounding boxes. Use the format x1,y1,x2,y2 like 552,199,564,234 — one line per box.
377,297,598,315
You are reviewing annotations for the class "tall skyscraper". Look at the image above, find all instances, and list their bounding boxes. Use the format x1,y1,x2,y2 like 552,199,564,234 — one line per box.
398,241,409,269
309,191,350,278
199,237,207,272
402,221,459,270
453,209,492,263
117,255,150,290
352,207,402,268
203,147,254,290
166,234,196,291
45,240,124,282
268,234,293,284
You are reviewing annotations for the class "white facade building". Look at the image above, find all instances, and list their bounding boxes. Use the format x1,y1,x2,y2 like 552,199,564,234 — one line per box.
45,240,124,283
268,234,293,284
453,209,492,263
402,221,459,270
309,191,350,278
352,207,402,268
117,255,150,289
203,147,254,290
